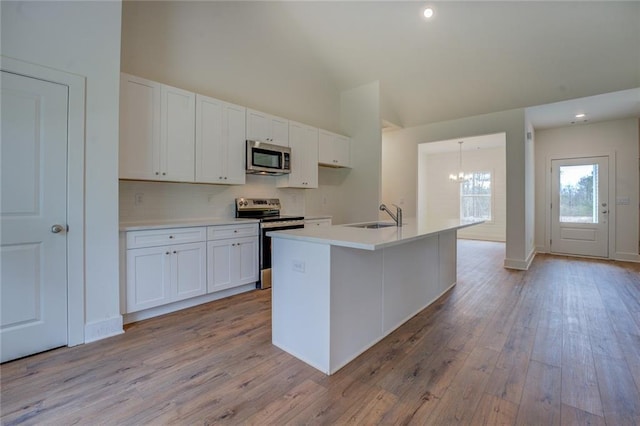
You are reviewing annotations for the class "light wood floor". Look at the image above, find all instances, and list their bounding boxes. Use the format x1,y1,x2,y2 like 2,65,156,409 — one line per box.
2,240,640,425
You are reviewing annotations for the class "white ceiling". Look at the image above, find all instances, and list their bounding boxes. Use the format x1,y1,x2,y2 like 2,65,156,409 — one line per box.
272,1,640,129
422,132,506,154
526,88,640,130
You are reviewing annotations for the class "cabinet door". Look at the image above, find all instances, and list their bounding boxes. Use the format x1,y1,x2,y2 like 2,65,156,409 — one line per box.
223,103,247,184
235,237,259,285
196,96,246,185
207,239,233,293
161,84,195,182
126,246,171,312
319,130,351,168
172,242,207,301
334,134,351,167
279,121,317,188
195,94,225,183
246,109,288,147
303,126,319,187
270,116,289,147
119,73,160,180
246,109,270,142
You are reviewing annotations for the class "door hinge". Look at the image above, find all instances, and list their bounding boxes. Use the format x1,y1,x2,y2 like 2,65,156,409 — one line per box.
550,239,552,245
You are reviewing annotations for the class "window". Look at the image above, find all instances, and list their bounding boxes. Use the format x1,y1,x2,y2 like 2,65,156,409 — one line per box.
460,171,492,221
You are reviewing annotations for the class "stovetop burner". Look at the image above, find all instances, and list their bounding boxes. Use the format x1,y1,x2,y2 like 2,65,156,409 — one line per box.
235,198,303,222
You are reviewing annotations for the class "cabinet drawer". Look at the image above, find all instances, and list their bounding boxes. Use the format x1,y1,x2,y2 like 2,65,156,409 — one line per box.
126,227,206,249
305,219,332,228
207,223,258,240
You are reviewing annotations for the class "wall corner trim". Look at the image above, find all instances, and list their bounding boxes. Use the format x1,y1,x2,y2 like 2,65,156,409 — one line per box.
503,249,536,270
84,316,124,344
614,252,640,263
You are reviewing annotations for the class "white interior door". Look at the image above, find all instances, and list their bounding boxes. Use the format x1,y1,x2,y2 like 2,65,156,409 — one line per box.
550,156,609,257
1,71,69,362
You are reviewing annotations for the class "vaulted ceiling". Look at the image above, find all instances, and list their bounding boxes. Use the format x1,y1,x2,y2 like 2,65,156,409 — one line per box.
123,1,640,130
275,1,640,127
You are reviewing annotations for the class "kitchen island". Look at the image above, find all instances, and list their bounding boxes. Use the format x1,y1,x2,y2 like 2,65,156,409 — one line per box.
268,218,483,375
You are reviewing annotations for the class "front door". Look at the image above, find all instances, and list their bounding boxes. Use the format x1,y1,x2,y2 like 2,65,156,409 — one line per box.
1,71,69,362
550,156,609,257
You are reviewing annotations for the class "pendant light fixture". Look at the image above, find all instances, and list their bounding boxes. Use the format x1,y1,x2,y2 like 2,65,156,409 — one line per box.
449,141,470,182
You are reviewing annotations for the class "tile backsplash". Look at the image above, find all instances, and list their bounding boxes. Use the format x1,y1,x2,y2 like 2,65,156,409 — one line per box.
119,175,305,223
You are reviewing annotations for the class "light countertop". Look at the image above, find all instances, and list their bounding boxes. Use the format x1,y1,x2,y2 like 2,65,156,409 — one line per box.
120,218,259,231
267,218,484,250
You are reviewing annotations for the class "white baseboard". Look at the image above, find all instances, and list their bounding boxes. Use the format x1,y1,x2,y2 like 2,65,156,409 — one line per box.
84,316,124,343
504,249,536,270
535,245,547,254
614,252,640,263
123,284,255,325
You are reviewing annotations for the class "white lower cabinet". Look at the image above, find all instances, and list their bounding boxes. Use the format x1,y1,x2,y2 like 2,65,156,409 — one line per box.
126,241,206,313
207,224,259,293
124,223,258,316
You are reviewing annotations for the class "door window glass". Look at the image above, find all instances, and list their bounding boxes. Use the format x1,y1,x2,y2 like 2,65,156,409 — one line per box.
559,164,598,223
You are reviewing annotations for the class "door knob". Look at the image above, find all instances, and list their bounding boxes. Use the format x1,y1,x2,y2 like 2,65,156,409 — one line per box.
602,210,608,214
51,224,65,233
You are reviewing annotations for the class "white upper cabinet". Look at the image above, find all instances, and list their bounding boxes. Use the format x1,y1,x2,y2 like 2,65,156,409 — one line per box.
318,129,351,168
195,94,246,185
246,108,289,147
161,85,196,182
119,73,160,180
278,121,318,189
119,73,195,182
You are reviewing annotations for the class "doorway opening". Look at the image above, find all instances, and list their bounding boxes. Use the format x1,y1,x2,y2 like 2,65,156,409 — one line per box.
418,132,507,243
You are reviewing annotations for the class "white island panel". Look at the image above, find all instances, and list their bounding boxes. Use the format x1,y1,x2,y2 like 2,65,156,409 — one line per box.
330,247,383,373
271,238,331,373
382,234,441,335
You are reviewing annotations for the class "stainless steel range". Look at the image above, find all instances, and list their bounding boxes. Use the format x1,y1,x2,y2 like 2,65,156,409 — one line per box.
235,198,304,289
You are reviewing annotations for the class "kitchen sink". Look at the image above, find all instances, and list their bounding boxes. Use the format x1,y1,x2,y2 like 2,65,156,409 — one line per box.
346,222,397,229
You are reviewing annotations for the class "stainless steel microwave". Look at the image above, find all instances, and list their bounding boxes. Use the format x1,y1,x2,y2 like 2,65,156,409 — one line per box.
246,140,291,175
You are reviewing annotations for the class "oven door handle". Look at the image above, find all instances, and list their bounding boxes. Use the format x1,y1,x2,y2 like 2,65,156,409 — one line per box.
261,221,305,229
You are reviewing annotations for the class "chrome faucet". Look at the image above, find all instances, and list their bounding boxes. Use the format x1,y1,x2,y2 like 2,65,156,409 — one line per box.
379,203,402,227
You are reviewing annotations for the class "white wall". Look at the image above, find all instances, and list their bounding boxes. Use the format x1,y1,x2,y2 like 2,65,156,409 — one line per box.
1,1,123,335
120,177,305,222
382,108,533,269
534,118,640,261
422,147,507,242
304,81,382,225
121,1,341,133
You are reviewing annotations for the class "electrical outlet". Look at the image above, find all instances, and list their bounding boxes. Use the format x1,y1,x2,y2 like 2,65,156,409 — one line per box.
292,260,305,273
134,193,144,205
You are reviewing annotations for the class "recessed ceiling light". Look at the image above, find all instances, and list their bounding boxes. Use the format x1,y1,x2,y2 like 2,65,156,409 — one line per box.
575,113,586,118
423,7,434,19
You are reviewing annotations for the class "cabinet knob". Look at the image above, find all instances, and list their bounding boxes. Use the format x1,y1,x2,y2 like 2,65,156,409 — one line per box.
155,172,160,175
173,250,177,254
224,177,227,180
169,235,174,239
166,251,170,255
162,172,166,176
219,176,223,180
